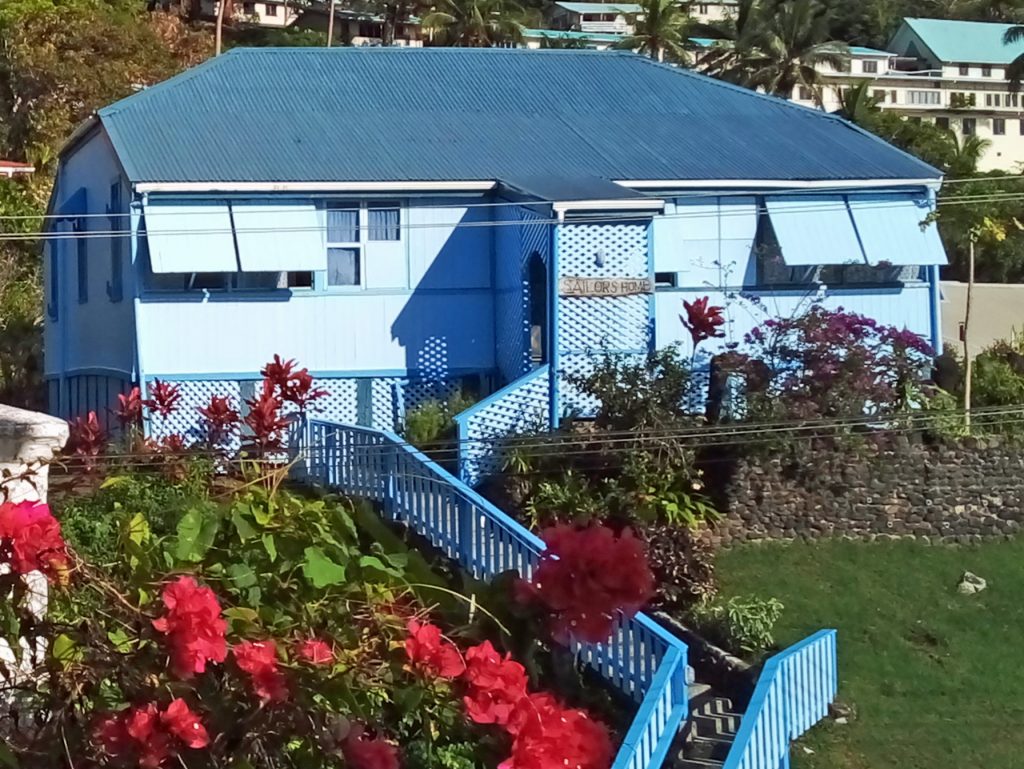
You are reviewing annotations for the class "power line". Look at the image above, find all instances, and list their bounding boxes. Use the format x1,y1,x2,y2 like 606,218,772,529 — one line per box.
0,170,1016,226
2,187,1021,243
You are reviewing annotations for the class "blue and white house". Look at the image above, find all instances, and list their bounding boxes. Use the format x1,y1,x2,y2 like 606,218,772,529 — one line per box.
44,47,947,451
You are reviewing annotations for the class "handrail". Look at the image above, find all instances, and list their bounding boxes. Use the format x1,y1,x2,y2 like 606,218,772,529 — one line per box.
298,417,689,769
722,629,838,769
453,365,550,484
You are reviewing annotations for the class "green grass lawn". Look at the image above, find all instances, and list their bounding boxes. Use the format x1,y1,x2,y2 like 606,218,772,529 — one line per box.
716,538,1024,769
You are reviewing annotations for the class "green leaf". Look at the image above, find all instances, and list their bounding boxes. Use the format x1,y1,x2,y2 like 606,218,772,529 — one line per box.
99,475,131,489
359,555,402,578
174,508,221,563
227,563,258,589
261,533,277,563
0,742,18,768
52,634,83,666
223,607,259,623
126,513,150,546
301,546,347,588
251,502,274,527
231,510,257,542
107,629,133,653
332,506,359,541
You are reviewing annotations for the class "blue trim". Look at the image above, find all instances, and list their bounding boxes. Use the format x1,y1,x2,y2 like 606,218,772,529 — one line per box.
137,286,494,302
145,368,493,381
76,221,89,304
928,264,942,353
45,366,134,379
646,219,656,350
47,244,59,320
549,223,561,428
107,181,125,303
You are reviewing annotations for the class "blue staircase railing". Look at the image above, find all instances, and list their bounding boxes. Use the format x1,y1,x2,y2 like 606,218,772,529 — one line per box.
723,629,838,769
297,418,689,769
453,365,550,485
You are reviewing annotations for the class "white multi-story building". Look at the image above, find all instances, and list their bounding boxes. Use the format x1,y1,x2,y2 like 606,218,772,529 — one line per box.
546,0,735,37
790,18,1024,172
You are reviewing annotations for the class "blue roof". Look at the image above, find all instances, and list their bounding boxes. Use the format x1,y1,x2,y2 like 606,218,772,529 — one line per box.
96,48,940,185
900,17,1024,65
552,2,642,13
850,46,894,57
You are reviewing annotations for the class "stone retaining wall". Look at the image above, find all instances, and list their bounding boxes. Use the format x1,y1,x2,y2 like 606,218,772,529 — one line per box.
709,438,1024,546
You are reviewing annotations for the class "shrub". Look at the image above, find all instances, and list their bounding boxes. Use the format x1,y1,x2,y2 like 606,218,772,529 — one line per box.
645,523,718,613
402,388,478,454
690,595,785,656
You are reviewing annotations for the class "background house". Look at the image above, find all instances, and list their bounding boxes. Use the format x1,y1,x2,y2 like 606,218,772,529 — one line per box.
0,160,34,178
44,48,947,441
790,17,1024,171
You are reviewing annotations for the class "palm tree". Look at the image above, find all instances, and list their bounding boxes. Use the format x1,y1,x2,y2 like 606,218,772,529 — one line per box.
699,0,847,102
835,79,882,124
422,0,524,46
1004,24,1024,91
948,133,992,177
615,0,693,63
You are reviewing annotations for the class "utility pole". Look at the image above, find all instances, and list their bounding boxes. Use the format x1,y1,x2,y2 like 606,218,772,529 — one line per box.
327,0,336,46
216,0,227,55
963,237,975,433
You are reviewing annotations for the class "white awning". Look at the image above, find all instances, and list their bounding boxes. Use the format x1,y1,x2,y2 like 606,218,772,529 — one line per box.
765,195,866,266
231,201,327,272
142,200,237,273
847,195,948,266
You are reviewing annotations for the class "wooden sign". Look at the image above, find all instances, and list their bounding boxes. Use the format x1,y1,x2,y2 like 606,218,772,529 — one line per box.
558,276,654,297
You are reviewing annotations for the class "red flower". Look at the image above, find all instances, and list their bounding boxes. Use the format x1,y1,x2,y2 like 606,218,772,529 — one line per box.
159,433,188,453
404,619,465,679
67,411,106,464
243,379,290,455
296,637,334,666
462,640,529,729
114,386,143,428
261,355,329,412
161,698,210,749
197,395,241,444
516,525,654,644
234,640,289,701
501,694,614,769
342,725,400,769
261,354,298,391
144,379,182,418
0,501,68,582
92,713,132,759
152,576,228,678
126,704,173,769
680,296,726,348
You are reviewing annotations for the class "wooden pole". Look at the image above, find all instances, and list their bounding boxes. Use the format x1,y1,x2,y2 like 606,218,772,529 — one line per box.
215,0,226,55
327,0,336,46
963,237,975,433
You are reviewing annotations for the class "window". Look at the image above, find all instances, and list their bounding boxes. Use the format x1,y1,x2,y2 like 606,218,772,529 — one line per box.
862,59,878,74
936,116,950,130
76,220,88,304
907,90,941,105
798,85,812,100
986,93,1001,107
1019,118,1024,135
962,117,977,135
367,203,400,241
190,273,229,290
1009,93,1019,107
326,205,361,287
243,1,254,12
994,117,1006,135
107,181,123,302
264,2,278,15
890,90,898,103
959,63,969,76
697,3,709,14
873,89,886,102
654,272,678,287
982,64,992,77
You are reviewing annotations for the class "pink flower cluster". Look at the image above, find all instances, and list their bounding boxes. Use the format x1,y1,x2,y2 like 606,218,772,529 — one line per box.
93,698,209,768
0,501,68,582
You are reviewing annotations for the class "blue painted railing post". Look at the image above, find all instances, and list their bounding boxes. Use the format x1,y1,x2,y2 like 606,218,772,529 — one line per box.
457,495,475,575
384,444,398,521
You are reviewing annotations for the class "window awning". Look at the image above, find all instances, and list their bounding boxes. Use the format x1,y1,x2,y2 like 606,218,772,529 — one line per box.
764,195,867,266
231,201,327,272
142,200,238,273
847,195,948,266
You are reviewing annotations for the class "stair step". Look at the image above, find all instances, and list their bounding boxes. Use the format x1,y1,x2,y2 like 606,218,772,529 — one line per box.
685,736,733,761
688,682,712,701
692,711,740,737
676,758,726,769
699,697,736,716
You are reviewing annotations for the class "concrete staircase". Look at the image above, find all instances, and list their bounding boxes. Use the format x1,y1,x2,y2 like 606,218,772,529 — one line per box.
676,683,743,769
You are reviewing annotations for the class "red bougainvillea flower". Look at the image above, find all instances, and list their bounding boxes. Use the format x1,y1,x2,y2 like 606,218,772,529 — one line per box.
462,640,529,728
161,698,210,749
404,618,465,679
144,379,182,418
152,576,228,678
516,525,654,644
679,296,726,348
91,700,209,768
114,386,143,428
296,637,334,666
342,725,400,769
234,640,289,702
66,410,107,462
0,500,68,582
502,694,614,769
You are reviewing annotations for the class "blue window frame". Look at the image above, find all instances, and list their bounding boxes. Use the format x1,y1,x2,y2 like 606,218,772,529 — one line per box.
76,220,88,303
107,181,124,302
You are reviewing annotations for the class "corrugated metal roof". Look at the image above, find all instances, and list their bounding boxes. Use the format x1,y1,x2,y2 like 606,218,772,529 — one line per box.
97,48,940,184
552,2,642,14
901,17,1024,65
850,46,893,57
